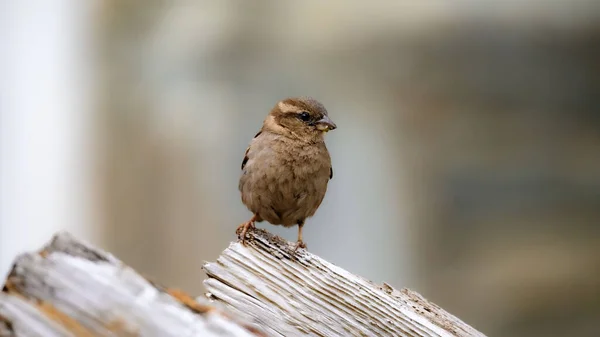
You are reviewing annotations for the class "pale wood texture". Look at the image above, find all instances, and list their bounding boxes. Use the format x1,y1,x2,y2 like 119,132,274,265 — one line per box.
1,231,486,337
0,232,262,337
204,229,486,337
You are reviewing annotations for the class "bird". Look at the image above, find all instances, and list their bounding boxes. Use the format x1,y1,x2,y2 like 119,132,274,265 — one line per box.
237,97,336,252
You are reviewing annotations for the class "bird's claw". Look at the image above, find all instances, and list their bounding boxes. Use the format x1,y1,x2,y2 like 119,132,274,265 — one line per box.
236,221,256,246
293,240,307,253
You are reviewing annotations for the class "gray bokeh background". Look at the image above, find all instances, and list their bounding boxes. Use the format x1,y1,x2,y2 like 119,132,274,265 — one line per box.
2,1,599,336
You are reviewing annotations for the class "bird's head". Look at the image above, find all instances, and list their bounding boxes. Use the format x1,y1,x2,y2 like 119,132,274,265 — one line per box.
263,97,336,141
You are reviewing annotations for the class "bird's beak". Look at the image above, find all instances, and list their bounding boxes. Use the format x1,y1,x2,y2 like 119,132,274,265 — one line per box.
315,115,337,132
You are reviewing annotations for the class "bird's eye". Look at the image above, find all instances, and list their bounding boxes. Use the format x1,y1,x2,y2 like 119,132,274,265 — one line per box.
298,111,310,121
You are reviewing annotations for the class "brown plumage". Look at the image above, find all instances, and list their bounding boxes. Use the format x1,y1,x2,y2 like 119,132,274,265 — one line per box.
237,97,336,251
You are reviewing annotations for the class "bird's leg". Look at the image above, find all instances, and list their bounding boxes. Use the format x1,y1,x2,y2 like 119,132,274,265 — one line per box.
293,221,307,253
236,214,257,246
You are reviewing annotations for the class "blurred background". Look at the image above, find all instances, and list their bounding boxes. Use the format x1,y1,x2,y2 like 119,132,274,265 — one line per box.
1,1,599,336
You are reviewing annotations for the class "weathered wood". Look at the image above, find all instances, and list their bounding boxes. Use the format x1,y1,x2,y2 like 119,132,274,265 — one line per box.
203,229,486,337
1,230,485,337
0,232,262,337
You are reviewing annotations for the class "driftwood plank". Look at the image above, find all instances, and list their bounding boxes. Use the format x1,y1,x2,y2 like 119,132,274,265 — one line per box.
0,232,261,337
1,230,485,336
203,229,486,337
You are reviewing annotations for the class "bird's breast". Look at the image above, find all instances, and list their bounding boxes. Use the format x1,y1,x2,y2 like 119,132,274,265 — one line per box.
239,138,331,225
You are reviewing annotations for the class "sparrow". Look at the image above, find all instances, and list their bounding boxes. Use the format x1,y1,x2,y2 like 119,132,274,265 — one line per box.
237,97,336,251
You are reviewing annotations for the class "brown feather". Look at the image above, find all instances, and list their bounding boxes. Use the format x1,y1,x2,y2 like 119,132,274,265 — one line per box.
241,131,262,170
239,97,334,228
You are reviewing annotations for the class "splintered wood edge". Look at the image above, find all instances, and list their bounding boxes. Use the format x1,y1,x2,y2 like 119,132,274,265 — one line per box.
0,231,263,337
204,228,486,337
39,231,118,263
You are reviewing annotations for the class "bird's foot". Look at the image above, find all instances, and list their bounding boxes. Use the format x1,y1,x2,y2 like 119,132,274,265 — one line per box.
236,220,256,246
293,240,307,253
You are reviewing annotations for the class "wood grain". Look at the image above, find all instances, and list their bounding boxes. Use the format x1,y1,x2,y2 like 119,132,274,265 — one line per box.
204,229,486,337
1,230,486,336
0,232,261,337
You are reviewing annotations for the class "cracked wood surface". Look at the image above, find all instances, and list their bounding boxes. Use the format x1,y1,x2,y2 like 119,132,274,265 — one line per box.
203,229,486,337
1,230,486,337
0,232,262,337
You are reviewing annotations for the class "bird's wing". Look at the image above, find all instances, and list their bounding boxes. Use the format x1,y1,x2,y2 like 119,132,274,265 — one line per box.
241,131,262,171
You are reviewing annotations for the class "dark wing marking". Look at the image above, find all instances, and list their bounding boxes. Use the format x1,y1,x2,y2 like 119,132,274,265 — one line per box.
330,167,333,179
241,131,262,171
241,148,250,170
